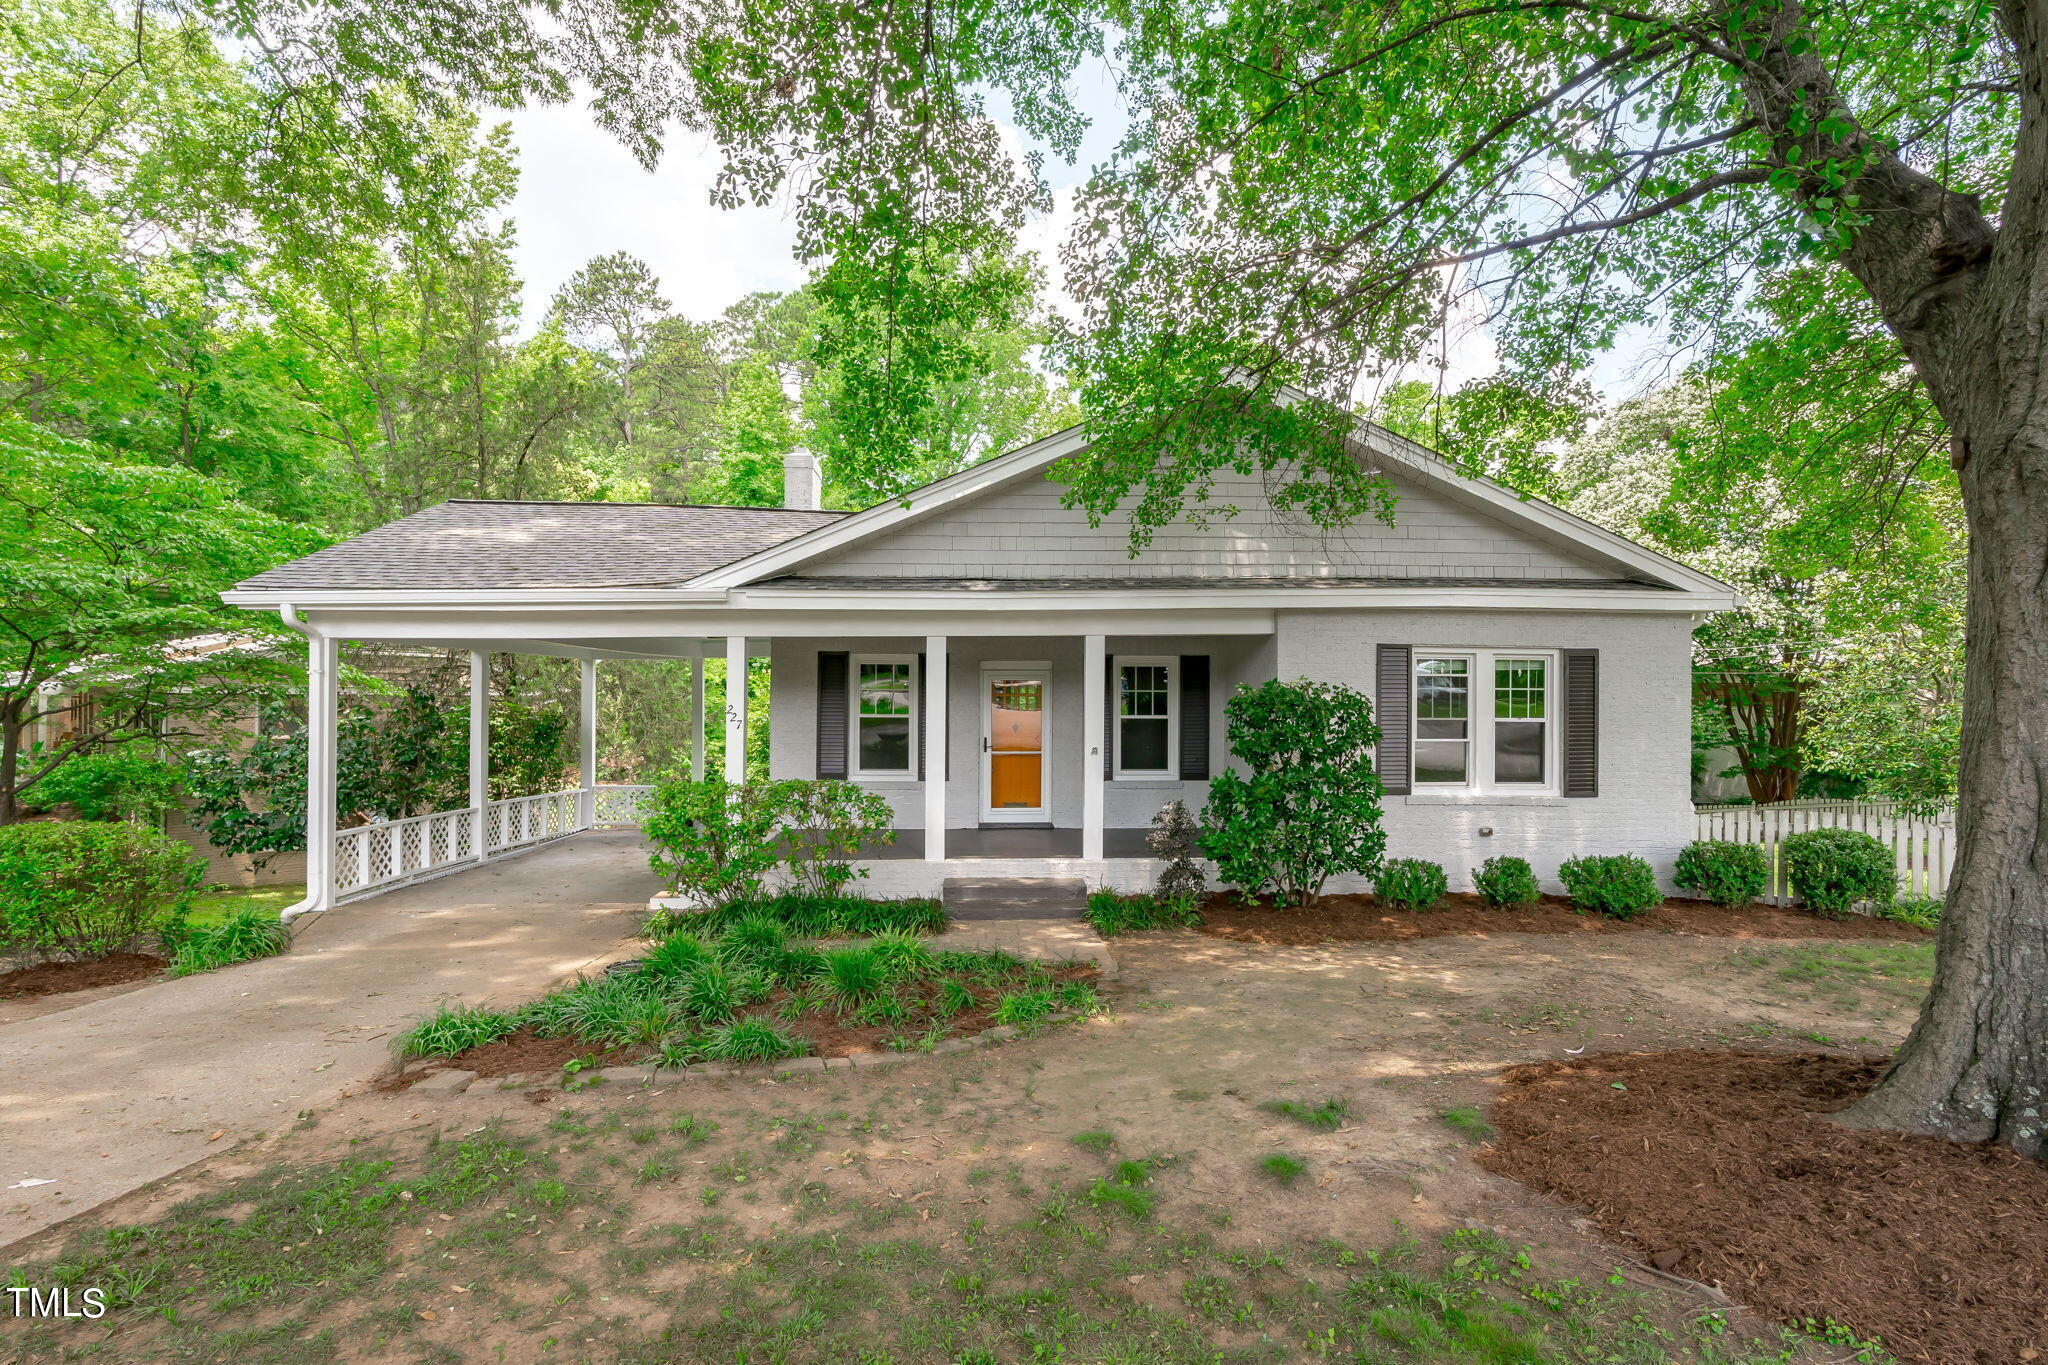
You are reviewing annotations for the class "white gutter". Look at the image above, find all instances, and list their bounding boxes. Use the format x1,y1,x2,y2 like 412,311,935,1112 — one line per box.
270,602,320,924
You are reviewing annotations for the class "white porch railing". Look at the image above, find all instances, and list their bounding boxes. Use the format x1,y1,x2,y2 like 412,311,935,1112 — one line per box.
592,783,655,826
1694,800,1956,900
332,784,655,900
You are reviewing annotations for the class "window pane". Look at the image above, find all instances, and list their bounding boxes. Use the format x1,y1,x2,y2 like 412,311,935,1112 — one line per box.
1415,740,1469,784
1120,664,1171,717
858,663,910,716
1495,720,1545,783
1417,718,1467,740
1494,658,1547,720
1122,717,1170,772
1416,658,1468,721
859,716,910,771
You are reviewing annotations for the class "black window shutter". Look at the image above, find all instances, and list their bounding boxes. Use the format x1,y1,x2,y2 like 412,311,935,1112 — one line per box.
817,652,849,779
916,652,927,782
1103,657,1116,778
1178,655,1210,781
1376,645,1412,795
1562,649,1599,797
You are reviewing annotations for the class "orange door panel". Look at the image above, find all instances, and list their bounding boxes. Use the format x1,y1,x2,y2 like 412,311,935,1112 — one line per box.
986,679,1045,810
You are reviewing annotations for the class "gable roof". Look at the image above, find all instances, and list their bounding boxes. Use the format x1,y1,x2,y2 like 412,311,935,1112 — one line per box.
234,500,846,592
682,412,1735,602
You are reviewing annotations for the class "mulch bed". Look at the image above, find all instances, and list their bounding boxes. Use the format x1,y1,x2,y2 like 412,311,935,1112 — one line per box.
453,1029,633,1079
1478,1050,2048,1364
1193,892,1931,946
0,952,166,999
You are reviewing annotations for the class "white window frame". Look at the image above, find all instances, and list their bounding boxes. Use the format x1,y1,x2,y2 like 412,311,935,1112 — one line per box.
1112,654,1178,779
1412,648,1559,795
849,653,919,782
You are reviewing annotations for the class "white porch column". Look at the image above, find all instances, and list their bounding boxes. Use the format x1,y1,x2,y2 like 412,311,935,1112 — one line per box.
578,657,598,828
689,654,707,780
924,636,947,862
469,650,489,861
304,629,340,912
1082,633,1106,860
723,635,747,783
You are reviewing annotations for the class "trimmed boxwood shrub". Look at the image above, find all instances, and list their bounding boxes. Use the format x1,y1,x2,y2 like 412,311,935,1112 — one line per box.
1782,827,1895,919
1557,854,1662,920
1472,855,1540,909
1673,840,1770,907
0,821,202,960
1374,858,1448,911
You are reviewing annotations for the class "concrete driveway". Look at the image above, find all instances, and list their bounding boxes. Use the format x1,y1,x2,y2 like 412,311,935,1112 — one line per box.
0,830,654,1250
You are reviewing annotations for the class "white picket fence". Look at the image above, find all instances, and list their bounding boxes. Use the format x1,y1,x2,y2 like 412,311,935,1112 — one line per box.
333,783,655,900
1694,800,1955,901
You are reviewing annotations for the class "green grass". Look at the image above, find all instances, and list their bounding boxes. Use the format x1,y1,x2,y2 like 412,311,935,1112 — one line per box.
1261,1096,1350,1130
1070,1129,1117,1154
9,1114,1856,1365
1258,1152,1309,1186
681,893,946,939
1726,940,1936,1013
1441,1107,1496,1143
1084,890,1204,936
187,883,305,928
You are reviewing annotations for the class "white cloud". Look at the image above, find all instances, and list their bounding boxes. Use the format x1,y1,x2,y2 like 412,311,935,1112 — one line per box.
496,101,805,330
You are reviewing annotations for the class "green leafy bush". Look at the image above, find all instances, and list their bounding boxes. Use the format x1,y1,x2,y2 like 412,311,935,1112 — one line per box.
1084,890,1203,936
1373,858,1447,911
24,751,184,822
0,820,202,960
168,907,290,976
1201,679,1387,906
1472,855,1540,910
1879,893,1942,929
641,778,793,911
1556,854,1663,920
784,779,896,896
1782,827,1895,918
1673,840,1770,906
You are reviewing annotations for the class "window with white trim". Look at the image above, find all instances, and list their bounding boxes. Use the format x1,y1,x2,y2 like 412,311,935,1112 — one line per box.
851,656,917,778
1413,651,1555,792
1114,656,1176,777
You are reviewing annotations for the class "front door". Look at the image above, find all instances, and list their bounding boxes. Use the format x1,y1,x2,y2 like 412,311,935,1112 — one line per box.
981,667,1050,822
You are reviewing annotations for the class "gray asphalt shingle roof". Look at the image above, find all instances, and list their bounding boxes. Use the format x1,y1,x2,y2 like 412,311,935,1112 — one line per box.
235,500,846,591
753,575,1669,592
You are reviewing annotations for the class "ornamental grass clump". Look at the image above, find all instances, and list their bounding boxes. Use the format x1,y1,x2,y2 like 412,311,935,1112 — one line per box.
1084,890,1202,936
1782,827,1896,918
1472,855,1541,910
1673,840,1770,907
167,907,291,976
701,1017,807,1064
820,944,887,1005
1373,858,1447,911
398,1003,523,1059
1557,854,1663,920
640,930,716,980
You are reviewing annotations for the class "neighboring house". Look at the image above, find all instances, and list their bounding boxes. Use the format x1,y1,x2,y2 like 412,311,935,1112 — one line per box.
224,423,1737,914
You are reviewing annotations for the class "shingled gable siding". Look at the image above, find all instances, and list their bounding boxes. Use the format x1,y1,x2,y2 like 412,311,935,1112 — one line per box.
1274,608,1693,894
797,468,1617,581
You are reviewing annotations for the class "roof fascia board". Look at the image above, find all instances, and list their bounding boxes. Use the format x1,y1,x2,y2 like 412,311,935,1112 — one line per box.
730,584,1731,613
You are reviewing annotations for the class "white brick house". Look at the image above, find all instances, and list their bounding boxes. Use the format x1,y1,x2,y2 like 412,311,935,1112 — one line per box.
225,417,1734,915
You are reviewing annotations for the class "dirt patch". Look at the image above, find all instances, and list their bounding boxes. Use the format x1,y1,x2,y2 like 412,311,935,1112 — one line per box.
0,952,166,999
452,1028,632,1078
1195,892,1930,946
1479,1050,2048,1364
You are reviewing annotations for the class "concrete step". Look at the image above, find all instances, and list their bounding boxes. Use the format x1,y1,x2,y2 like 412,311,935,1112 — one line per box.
943,876,1087,921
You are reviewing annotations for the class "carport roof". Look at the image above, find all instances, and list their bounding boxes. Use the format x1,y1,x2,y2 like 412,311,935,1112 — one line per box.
234,500,847,592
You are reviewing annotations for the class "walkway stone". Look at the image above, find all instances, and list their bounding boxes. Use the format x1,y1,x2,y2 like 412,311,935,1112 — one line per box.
0,829,654,1250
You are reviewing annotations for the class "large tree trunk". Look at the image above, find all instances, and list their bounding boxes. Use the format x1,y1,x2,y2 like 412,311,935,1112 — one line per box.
1808,0,2048,1156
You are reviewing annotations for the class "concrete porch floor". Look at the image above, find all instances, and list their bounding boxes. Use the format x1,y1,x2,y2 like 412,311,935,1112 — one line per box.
863,828,1153,859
